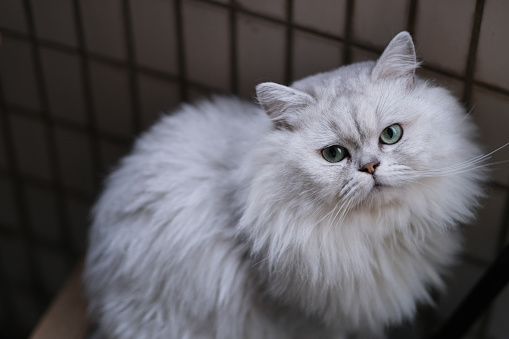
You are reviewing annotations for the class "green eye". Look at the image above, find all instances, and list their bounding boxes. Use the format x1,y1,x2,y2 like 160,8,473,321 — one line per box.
321,145,349,163
380,124,403,145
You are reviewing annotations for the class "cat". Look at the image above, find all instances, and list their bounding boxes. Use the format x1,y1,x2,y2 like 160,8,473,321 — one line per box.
84,31,487,339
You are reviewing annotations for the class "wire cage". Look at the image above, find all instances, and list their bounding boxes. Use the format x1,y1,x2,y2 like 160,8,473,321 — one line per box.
1,0,509,338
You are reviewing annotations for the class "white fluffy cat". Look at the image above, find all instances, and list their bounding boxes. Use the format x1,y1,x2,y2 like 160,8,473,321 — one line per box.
84,32,487,338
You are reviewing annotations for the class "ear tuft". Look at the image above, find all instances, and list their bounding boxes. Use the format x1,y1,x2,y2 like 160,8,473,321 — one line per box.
371,31,419,85
256,82,315,129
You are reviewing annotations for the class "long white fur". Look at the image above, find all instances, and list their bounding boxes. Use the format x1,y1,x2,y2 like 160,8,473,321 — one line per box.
84,32,486,338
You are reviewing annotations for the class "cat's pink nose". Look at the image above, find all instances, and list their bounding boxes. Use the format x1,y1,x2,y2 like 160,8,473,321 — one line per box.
359,162,379,174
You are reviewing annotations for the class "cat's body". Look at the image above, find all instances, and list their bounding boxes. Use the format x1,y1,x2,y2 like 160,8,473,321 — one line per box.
84,32,486,338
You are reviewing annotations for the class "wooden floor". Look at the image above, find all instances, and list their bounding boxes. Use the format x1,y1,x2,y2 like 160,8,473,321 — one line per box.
29,261,90,339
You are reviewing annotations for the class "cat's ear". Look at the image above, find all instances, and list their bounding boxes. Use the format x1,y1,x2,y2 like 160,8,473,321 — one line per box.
256,82,315,129
371,31,419,86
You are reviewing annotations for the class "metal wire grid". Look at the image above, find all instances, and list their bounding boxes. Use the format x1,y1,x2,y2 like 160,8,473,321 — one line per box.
0,0,508,337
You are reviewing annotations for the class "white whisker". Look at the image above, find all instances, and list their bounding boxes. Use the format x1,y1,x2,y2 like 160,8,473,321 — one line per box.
403,143,509,179
326,185,357,233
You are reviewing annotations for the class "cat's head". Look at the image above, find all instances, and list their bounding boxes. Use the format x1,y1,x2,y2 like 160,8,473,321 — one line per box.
243,32,485,330
252,31,483,224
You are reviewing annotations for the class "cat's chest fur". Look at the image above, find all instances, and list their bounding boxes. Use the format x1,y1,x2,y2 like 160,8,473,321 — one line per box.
241,188,461,334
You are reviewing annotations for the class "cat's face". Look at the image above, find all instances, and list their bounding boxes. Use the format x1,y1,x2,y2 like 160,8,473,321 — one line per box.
255,32,481,213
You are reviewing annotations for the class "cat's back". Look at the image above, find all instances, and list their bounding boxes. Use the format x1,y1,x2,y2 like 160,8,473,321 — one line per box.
94,96,268,224
133,95,267,178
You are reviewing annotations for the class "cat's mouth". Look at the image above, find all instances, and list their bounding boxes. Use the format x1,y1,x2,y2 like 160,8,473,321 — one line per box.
372,181,387,192
371,173,396,189
371,175,383,188
371,177,397,194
